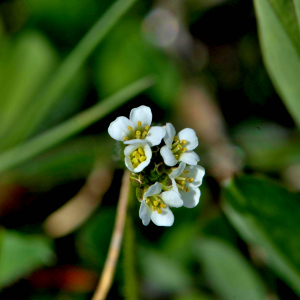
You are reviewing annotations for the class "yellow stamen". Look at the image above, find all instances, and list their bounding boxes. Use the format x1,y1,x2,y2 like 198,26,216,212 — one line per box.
146,198,150,204
135,130,141,136
176,183,185,190
138,148,144,155
145,125,150,131
142,131,148,138
181,140,187,144
186,187,189,193
174,154,179,159
182,147,187,152
178,180,186,185
134,152,140,159
132,151,138,156
157,208,162,214
173,136,178,142
152,206,156,211
133,163,139,168
139,156,146,162
189,178,194,183
183,170,189,174
176,177,186,181
138,121,142,126
123,137,129,141
132,158,139,164
160,203,166,208
128,126,133,131
153,201,159,206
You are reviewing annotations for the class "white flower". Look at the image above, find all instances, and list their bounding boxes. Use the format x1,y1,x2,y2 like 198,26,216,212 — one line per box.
169,162,205,208
124,143,152,173
139,182,183,226
160,123,200,166
108,105,165,146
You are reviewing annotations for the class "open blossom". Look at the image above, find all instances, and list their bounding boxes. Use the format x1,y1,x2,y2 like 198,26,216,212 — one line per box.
139,182,183,226
108,105,165,146
160,123,200,166
124,143,152,173
169,162,205,208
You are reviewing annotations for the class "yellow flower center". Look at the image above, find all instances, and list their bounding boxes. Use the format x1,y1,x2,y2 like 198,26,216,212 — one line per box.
171,136,188,160
174,170,194,193
123,121,150,141
145,195,166,214
130,147,147,168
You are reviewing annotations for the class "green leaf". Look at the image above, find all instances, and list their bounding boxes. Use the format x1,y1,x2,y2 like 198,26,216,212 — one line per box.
195,237,267,300
253,0,300,127
0,76,153,173
0,229,54,288
222,175,300,295
7,0,138,142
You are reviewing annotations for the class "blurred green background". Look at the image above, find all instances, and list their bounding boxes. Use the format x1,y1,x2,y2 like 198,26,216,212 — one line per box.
1,0,300,299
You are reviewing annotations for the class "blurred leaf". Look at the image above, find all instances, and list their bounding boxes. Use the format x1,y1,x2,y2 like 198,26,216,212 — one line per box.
0,31,58,146
222,175,300,296
0,76,153,173
138,246,192,294
94,18,179,108
7,135,112,191
195,237,267,300
8,0,138,143
294,0,300,31
76,208,115,268
253,0,300,127
234,122,300,171
0,229,54,288
174,293,215,300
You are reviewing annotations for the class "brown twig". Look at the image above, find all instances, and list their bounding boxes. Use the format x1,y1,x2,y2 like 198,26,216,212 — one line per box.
91,170,130,300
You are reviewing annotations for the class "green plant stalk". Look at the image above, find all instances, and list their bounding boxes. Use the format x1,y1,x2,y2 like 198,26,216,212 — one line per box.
293,0,300,32
123,185,139,300
16,0,138,140
0,76,153,173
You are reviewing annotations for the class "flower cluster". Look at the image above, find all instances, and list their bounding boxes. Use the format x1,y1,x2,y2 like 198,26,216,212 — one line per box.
108,106,205,226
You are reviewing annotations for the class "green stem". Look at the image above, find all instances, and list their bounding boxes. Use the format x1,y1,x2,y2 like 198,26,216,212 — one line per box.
0,76,153,173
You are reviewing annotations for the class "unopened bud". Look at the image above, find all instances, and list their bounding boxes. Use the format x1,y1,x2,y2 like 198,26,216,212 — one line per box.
158,174,172,190
155,162,165,175
130,172,145,187
136,187,144,201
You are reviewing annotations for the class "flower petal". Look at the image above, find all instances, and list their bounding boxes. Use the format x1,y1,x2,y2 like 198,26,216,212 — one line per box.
169,162,186,179
129,105,152,129
139,200,151,226
124,139,144,145
179,187,200,208
145,126,166,147
144,182,162,198
151,207,174,226
180,151,200,165
160,145,177,166
124,143,152,173
178,128,198,150
171,178,179,193
163,123,176,149
185,165,205,188
161,191,183,207
108,116,133,141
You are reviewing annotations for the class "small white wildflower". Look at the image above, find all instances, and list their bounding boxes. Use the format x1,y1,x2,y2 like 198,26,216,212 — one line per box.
124,143,152,173
108,105,165,146
139,182,183,226
160,123,200,166
169,162,205,208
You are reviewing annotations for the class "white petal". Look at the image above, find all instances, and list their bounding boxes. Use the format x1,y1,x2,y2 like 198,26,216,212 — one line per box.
139,200,151,226
160,145,177,166
145,126,166,147
185,165,205,188
160,191,183,208
179,187,200,208
129,105,152,129
108,116,133,141
169,162,186,179
151,207,174,226
124,143,152,173
124,138,145,145
171,178,179,193
180,151,200,165
144,182,162,198
163,123,176,149
178,128,198,150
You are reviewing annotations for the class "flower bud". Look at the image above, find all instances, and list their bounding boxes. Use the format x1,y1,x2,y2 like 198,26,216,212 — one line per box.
158,173,172,190
130,172,145,187
155,162,165,176
136,187,144,201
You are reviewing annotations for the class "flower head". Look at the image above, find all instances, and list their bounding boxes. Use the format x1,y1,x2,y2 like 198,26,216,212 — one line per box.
139,182,183,226
169,162,205,208
160,123,200,166
124,143,152,173
108,105,165,147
